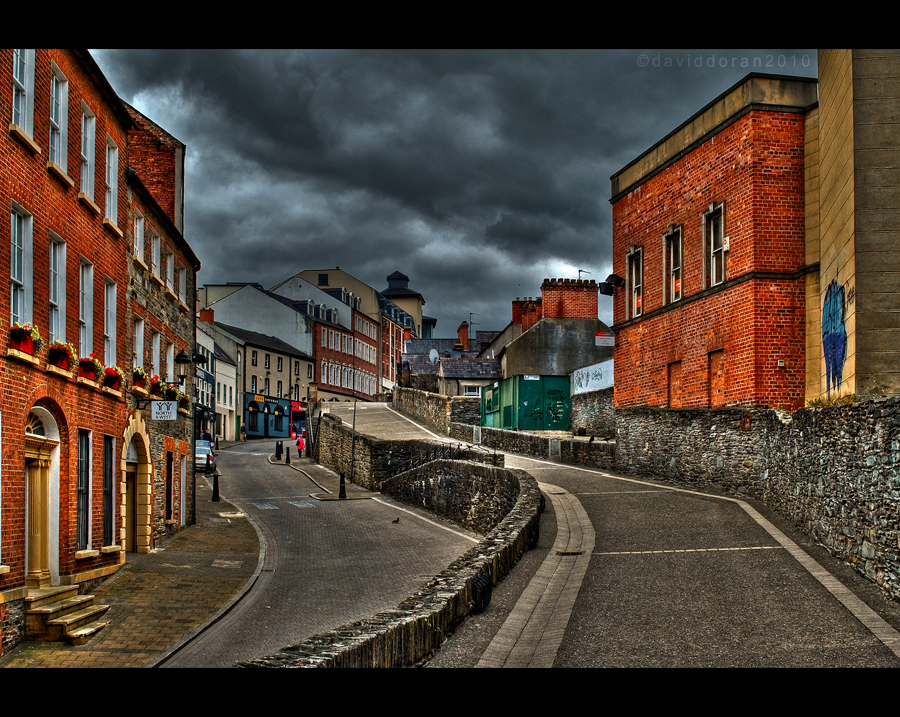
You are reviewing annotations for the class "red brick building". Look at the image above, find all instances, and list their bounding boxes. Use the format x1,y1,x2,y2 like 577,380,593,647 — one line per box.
609,74,818,410
1,49,199,653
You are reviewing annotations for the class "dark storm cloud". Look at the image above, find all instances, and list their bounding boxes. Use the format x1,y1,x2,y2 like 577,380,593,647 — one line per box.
92,49,816,333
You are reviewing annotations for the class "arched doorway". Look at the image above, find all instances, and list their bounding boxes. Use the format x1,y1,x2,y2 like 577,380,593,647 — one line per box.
24,407,61,588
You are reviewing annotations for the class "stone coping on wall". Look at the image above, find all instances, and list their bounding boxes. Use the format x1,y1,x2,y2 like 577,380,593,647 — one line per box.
237,462,541,668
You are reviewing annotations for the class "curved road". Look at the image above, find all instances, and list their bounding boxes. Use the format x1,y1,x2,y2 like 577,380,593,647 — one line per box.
323,403,900,668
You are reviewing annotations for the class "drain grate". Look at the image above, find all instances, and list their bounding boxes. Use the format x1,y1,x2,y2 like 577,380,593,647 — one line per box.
556,550,584,556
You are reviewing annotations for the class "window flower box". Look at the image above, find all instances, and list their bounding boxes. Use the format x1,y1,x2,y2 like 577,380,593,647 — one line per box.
47,341,78,370
149,375,164,397
132,366,150,390
103,365,126,391
10,322,44,355
78,354,104,382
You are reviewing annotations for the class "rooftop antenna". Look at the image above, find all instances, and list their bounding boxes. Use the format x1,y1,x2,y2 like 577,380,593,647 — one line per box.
578,269,591,280
469,313,479,344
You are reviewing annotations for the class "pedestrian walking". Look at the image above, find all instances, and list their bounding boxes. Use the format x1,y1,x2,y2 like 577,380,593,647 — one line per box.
296,434,305,454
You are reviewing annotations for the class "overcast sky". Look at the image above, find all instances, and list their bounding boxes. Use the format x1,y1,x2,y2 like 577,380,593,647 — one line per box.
91,49,817,336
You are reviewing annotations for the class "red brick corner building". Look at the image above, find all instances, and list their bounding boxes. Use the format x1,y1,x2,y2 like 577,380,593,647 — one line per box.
610,73,818,410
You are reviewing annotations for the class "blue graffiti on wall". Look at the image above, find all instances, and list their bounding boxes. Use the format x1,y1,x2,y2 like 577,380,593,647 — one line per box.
822,278,848,394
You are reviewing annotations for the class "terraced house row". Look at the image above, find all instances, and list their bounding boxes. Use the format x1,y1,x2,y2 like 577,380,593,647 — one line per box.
1,49,200,654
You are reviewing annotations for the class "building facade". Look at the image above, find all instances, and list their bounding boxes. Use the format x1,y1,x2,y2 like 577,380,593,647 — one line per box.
1,49,199,655
610,73,817,410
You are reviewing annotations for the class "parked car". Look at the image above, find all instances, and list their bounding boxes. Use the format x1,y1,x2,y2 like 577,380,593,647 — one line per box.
195,443,216,473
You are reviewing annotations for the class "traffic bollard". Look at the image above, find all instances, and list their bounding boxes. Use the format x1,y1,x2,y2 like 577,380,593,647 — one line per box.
285,447,290,464
339,472,347,500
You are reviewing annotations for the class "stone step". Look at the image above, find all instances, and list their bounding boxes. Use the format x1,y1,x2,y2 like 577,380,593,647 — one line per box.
66,620,110,646
46,604,111,643
24,585,79,610
25,594,97,640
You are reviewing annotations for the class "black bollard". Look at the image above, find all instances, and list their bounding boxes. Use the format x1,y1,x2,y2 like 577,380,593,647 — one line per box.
339,472,347,500
275,440,282,460
285,447,290,464
215,436,219,451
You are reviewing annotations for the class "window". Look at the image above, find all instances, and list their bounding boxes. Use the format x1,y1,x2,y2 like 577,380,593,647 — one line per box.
277,380,282,397
49,64,68,171
464,385,481,397
79,260,93,357
105,138,118,223
165,251,174,291
151,231,160,275
151,330,160,378
294,360,299,376
318,273,328,286
77,430,90,551
216,382,221,403
229,385,233,406
665,226,683,303
178,266,186,303
166,341,174,383
251,350,257,366
264,353,270,369
103,436,114,546
627,246,643,318
277,357,282,372
322,327,327,346
80,105,96,199
104,280,116,366
705,202,726,287
49,234,65,343
251,375,257,393
264,378,270,395
308,363,313,380
134,318,144,369
10,205,32,326
134,213,144,259
12,49,35,137
321,359,327,385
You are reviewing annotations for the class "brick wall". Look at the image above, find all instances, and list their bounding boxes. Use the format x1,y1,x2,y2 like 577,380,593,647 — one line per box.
124,104,184,231
612,109,808,410
540,278,598,320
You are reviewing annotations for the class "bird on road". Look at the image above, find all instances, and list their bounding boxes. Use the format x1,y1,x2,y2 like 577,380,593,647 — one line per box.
392,517,400,524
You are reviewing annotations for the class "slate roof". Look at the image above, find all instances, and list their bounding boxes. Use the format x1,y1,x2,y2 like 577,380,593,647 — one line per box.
214,323,313,361
438,359,502,380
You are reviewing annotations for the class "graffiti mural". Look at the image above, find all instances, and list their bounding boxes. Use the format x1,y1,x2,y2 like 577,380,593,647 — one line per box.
822,277,848,395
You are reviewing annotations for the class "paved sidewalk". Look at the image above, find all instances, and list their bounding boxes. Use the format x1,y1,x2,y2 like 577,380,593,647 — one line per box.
0,452,260,669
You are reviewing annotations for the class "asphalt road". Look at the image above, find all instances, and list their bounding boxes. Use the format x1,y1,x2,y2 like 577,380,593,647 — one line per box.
428,452,900,667
162,441,479,667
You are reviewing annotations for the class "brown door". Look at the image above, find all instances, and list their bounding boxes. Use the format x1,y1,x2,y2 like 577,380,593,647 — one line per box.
125,464,137,552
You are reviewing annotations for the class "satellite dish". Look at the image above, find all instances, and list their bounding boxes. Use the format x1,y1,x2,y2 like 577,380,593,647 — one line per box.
429,349,439,364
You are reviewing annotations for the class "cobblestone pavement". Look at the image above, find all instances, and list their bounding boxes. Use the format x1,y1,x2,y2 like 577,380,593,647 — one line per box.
0,473,259,668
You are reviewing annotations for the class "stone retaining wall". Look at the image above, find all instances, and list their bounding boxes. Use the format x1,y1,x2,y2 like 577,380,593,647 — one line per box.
392,387,480,435
448,422,615,472
315,413,503,491
239,462,541,668
381,459,521,535
571,387,616,438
